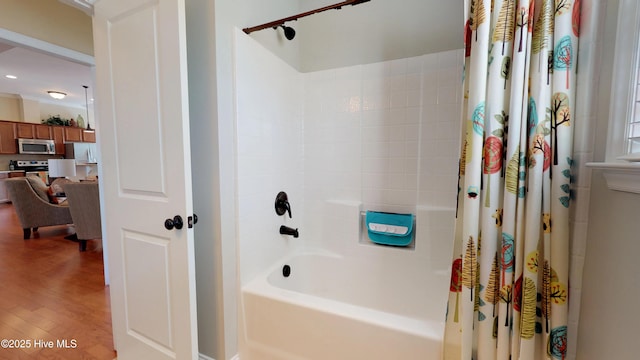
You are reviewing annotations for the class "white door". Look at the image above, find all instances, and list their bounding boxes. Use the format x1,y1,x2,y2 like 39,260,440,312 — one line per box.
92,0,198,359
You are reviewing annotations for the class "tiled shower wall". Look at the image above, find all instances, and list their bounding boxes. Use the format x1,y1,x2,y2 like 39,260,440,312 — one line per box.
235,30,305,285
303,50,464,246
235,30,463,281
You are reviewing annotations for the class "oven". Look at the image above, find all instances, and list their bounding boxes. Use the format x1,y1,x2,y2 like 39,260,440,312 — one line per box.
11,160,50,184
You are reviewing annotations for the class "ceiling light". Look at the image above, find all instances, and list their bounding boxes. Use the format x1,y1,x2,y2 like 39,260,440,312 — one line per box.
48,91,67,100
5,75,17,79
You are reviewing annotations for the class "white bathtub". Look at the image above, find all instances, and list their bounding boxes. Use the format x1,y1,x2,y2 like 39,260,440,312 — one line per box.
240,251,447,360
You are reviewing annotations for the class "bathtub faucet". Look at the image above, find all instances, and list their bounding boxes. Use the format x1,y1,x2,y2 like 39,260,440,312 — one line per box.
279,225,299,238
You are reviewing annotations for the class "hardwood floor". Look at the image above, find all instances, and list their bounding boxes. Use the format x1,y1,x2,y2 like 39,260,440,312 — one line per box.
0,203,116,360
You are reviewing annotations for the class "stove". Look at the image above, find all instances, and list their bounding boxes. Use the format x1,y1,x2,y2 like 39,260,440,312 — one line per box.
9,160,50,184
10,160,49,172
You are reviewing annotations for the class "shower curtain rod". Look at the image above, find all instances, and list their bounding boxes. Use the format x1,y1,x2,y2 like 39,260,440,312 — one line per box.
242,0,371,35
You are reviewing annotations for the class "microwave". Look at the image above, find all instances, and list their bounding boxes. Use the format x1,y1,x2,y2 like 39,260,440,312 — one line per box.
17,138,56,155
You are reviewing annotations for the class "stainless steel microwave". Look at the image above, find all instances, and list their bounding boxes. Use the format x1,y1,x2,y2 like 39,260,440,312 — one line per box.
17,138,56,155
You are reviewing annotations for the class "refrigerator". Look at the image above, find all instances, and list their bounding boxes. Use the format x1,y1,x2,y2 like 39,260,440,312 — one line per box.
64,143,98,180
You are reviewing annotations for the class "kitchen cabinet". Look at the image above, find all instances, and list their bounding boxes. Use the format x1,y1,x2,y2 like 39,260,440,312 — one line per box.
35,124,52,139
0,171,25,203
82,130,96,143
52,126,65,154
0,120,96,154
0,122,16,154
16,123,53,139
64,127,83,143
16,123,34,138
0,172,7,203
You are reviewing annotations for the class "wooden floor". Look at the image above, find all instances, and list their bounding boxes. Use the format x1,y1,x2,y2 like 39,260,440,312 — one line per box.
0,203,116,360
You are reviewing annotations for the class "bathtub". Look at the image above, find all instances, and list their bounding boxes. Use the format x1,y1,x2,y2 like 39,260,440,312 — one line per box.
240,251,447,360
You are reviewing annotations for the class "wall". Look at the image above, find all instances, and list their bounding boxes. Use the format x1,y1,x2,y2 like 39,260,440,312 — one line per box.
303,50,463,248
0,94,85,123
211,1,460,359
39,102,85,123
235,29,304,286
209,1,303,358
0,94,21,120
0,0,93,55
298,0,462,72
234,28,462,360
235,38,463,281
577,0,640,358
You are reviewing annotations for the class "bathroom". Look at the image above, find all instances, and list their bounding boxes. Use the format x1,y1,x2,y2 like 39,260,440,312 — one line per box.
185,0,639,359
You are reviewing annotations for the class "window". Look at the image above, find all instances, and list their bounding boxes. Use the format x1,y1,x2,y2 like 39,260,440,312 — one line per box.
628,49,640,155
587,0,640,194
606,0,640,162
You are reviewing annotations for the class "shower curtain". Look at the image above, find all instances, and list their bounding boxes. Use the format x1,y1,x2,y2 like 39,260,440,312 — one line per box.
443,0,579,359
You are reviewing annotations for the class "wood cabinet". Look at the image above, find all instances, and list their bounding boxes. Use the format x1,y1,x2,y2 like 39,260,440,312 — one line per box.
15,123,52,139
0,173,7,203
35,124,52,139
0,121,95,154
64,127,83,143
0,122,16,154
16,123,34,138
52,126,65,154
82,130,96,143
0,172,25,203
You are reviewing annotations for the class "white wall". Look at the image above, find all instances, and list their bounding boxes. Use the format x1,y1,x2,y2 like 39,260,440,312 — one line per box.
577,0,640,358
235,29,305,285
0,94,21,120
39,101,85,123
235,28,462,360
303,50,463,248
236,30,463,280
213,2,461,359
196,1,303,358
298,0,462,72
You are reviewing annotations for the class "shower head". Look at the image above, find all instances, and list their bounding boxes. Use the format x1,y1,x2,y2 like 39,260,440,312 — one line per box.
280,25,296,40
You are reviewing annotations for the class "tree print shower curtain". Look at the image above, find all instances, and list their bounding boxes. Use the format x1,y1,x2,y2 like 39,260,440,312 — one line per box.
443,0,579,359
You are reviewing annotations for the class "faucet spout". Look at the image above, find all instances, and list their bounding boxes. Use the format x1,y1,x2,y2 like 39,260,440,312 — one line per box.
279,225,299,238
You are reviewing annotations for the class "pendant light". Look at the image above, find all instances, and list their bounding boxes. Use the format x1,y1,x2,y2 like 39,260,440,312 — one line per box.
83,85,94,132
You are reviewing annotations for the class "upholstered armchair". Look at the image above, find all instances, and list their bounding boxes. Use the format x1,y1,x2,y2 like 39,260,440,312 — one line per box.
63,182,102,252
4,177,73,239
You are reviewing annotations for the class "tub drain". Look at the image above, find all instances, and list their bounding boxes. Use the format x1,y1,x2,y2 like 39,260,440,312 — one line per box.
282,264,291,277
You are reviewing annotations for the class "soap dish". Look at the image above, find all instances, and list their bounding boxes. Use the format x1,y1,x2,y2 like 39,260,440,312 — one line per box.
365,211,414,246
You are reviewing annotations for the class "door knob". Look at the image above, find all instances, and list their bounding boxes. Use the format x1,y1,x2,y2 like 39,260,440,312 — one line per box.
164,215,184,230
188,214,198,228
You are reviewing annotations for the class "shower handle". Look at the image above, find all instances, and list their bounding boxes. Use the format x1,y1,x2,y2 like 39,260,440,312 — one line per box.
275,191,292,218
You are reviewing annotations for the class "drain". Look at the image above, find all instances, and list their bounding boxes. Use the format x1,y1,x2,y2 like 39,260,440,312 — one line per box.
282,264,291,277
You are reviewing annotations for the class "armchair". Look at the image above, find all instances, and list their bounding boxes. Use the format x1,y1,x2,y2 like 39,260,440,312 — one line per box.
63,182,102,252
4,177,73,239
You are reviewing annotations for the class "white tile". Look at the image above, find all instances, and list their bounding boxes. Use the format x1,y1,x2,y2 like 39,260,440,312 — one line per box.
570,221,588,257
389,108,407,124
569,254,585,293
389,75,407,91
438,50,460,69
407,90,421,107
390,58,408,75
438,85,458,104
406,73,421,90
422,53,439,71
390,90,408,108
405,107,421,124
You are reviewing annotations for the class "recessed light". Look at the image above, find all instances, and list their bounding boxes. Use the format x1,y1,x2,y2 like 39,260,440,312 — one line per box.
5,75,17,79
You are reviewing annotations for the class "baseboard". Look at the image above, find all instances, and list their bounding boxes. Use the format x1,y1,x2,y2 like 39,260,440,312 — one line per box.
198,353,239,360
